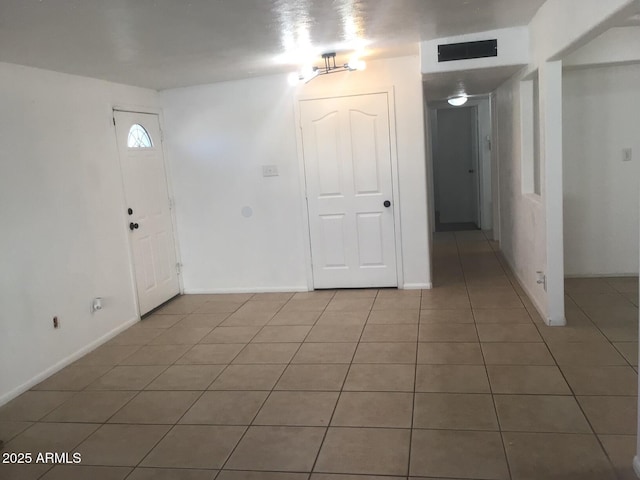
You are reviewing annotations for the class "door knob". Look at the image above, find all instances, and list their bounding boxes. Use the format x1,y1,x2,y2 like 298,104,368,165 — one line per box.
383,200,391,208
468,169,475,173
129,222,139,231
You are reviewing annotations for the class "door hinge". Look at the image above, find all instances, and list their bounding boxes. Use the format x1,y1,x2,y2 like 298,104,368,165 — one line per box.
176,263,182,275
113,117,116,126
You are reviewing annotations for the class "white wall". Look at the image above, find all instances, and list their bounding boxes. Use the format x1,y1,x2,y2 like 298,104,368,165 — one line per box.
564,27,640,69
0,62,160,405
162,55,431,292
563,64,640,276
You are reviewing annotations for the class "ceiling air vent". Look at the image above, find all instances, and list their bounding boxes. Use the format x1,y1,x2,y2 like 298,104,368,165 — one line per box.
438,39,498,62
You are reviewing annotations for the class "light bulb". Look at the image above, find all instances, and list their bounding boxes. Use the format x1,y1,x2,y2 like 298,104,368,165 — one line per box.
347,57,366,71
448,95,468,107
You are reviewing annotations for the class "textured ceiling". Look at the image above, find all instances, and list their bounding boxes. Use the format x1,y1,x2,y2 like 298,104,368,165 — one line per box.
0,0,546,90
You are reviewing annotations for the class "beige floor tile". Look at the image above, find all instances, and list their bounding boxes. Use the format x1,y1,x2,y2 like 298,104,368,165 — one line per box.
570,293,632,309
373,296,421,311
126,468,215,480
43,391,136,423
315,427,410,476
109,391,200,424
539,324,608,343
0,463,51,480
268,310,321,326
203,293,254,303
0,391,74,422
419,323,480,343
145,365,224,390
487,366,570,394
76,424,171,466
503,432,616,480
153,296,207,315
481,343,555,365
180,391,268,425
473,308,532,324
210,364,286,390
417,342,484,364
149,327,213,345
584,305,638,325
32,365,111,390
495,395,590,433
565,278,616,294
75,345,140,366
253,391,339,426
614,342,639,366
368,309,419,324
305,324,364,343
418,309,474,324
547,342,626,366
6,422,99,453
176,344,245,364
200,326,260,344
361,324,418,342
280,298,331,312
315,311,369,326
226,426,325,472
219,472,308,480
119,345,191,365
577,396,638,434
598,434,638,480
86,366,166,390
413,393,498,430
275,364,349,391
311,475,405,480
605,277,639,293
292,343,357,364
599,324,639,343
0,421,33,443
331,392,412,428
468,287,523,309
40,465,132,480
325,297,375,312
107,327,165,346
141,425,245,469
221,312,277,327
137,315,185,329
623,292,639,307
410,429,508,479
251,326,311,343
560,366,637,395
291,291,335,300
194,301,244,314
377,288,421,297
232,343,300,364
477,324,542,343
251,292,295,301
416,365,489,393
353,342,417,363
344,364,415,392
175,313,229,329
421,291,471,310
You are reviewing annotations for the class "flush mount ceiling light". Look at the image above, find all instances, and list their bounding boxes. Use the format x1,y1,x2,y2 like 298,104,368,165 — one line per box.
448,95,469,107
288,52,366,85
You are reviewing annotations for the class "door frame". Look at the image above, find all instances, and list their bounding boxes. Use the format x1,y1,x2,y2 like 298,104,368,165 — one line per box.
293,86,404,290
112,105,184,316
427,95,493,232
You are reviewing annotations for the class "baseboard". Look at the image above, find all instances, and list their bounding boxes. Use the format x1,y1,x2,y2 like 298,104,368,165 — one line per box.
403,283,432,290
184,286,310,294
633,456,640,478
0,316,140,407
565,273,638,278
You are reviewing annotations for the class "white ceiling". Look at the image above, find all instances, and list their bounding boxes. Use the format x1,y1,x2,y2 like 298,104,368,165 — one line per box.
423,65,525,101
0,0,546,90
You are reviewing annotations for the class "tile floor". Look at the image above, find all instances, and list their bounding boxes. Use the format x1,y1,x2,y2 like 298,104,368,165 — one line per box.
1,230,638,479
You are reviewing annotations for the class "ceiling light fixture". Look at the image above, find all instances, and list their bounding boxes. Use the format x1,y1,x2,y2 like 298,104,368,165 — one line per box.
288,52,366,85
448,95,469,107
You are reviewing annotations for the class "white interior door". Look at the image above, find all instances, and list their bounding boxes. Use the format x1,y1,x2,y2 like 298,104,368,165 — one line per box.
114,111,180,314
436,106,479,225
300,93,398,289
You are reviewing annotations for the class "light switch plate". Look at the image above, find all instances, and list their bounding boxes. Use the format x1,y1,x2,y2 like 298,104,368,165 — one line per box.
262,165,279,177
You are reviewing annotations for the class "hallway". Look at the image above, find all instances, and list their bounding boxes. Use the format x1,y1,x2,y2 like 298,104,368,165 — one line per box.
0,231,637,479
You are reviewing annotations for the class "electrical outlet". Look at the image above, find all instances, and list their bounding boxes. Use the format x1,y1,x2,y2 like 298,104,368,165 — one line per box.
262,165,279,177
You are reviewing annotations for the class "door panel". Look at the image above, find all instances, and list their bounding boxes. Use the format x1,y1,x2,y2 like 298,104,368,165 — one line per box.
115,111,180,314
300,93,397,289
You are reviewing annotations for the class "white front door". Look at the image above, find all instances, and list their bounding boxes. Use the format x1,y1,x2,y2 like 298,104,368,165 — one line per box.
114,111,180,315
300,93,398,289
